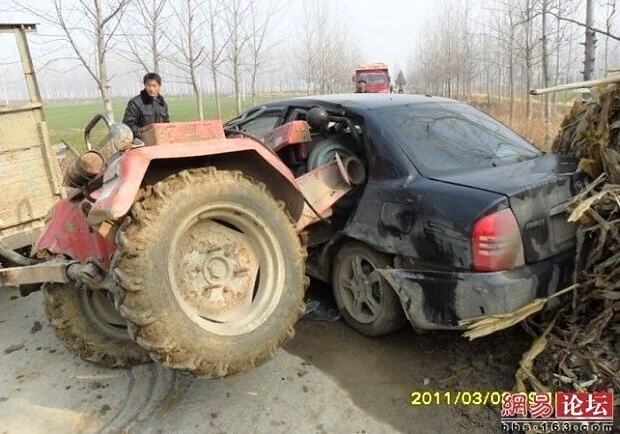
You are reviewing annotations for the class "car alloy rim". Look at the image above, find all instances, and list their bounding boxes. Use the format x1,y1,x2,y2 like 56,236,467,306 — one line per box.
337,253,384,324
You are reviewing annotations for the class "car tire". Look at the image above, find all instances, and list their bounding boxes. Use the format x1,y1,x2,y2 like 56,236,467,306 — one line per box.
332,241,406,336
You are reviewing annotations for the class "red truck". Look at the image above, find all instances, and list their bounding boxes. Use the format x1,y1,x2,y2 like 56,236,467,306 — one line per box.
354,63,391,93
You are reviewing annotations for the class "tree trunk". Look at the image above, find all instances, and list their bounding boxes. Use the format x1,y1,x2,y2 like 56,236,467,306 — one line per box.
234,62,241,114
583,0,595,81
486,65,491,105
95,0,114,121
509,59,514,126
525,0,533,123
191,71,204,120
98,83,114,122
566,38,573,82
603,1,614,76
212,69,221,119
542,0,550,146
552,0,562,115
508,4,515,126
152,0,159,73
251,65,257,107
187,0,203,120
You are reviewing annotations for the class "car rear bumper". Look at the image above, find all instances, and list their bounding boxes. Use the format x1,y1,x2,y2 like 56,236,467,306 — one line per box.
379,251,574,330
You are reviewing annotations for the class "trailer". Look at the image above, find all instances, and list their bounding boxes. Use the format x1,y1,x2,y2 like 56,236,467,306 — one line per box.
0,23,64,251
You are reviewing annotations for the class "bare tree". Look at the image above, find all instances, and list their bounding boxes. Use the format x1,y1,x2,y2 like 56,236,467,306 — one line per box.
295,2,319,94
601,0,617,76
166,0,208,120
490,0,518,124
13,0,132,121
517,0,538,122
204,0,228,119
583,0,596,80
246,0,280,106
121,0,169,74
293,0,361,95
406,0,620,147
222,0,251,114
541,0,551,144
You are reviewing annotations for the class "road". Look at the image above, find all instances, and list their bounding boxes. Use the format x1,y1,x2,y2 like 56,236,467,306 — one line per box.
0,285,529,434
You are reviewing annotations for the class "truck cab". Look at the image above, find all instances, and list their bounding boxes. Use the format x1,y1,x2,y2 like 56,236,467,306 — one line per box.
354,63,391,93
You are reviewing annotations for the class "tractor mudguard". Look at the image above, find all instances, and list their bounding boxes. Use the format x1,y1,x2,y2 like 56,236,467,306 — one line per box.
87,137,302,226
33,199,116,267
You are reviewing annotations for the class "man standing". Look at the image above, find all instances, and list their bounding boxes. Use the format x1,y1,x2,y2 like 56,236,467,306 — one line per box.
123,72,170,140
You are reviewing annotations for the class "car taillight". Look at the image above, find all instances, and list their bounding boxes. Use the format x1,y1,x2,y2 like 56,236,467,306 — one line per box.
471,208,525,272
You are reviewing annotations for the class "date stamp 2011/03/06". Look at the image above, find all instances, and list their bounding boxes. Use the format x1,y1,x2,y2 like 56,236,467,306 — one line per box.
410,391,505,406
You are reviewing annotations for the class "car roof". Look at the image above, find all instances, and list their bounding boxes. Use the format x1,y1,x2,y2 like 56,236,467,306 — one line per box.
261,93,457,112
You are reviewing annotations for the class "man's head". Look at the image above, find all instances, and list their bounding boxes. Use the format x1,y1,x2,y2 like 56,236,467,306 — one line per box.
356,79,366,93
143,72,162,98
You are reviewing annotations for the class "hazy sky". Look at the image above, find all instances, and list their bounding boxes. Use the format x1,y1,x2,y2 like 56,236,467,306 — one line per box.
0,0,614,100
0,0,433,89
284,0,433,72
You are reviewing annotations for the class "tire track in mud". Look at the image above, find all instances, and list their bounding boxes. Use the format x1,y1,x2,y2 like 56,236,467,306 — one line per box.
98,364,193,433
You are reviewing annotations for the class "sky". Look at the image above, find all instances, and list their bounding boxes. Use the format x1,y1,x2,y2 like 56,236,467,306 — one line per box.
0,0,616,101
0,0,436,100
284,0,433,72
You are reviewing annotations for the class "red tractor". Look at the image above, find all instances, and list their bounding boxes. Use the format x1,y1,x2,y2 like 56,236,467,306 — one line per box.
1,109,364,377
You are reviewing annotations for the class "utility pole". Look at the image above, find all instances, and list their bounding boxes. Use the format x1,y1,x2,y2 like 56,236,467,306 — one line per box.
583,0,596,80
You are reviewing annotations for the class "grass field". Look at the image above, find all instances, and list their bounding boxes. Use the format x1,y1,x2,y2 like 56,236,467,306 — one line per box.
45,94,292,150
44,91,572,151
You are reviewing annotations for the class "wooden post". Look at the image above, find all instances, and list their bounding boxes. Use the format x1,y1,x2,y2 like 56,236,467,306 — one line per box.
530,74,620,95
13,24,65,199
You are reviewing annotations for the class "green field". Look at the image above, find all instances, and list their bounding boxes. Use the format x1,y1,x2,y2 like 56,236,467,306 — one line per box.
45,94,292,150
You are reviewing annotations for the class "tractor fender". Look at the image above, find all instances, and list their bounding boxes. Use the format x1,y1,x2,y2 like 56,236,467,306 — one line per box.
87,138,305,226
33,199,116,267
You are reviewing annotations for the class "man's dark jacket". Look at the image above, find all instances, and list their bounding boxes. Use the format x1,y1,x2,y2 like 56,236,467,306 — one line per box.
122,89,170,139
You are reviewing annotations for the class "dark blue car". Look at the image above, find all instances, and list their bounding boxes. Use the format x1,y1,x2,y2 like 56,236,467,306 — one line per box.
226,94,579,336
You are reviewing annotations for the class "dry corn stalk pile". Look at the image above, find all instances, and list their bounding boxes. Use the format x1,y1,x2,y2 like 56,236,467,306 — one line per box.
463,84,620,402
527,84,620,398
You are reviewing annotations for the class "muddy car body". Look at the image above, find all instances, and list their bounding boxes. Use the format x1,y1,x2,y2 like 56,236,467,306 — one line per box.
227,94,580,333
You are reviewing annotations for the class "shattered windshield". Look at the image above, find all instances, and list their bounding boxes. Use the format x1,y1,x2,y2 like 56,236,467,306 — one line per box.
376,102,541,176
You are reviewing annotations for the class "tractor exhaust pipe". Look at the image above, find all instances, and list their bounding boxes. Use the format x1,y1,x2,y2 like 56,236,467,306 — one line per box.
62,151,105,188
341,156,366,186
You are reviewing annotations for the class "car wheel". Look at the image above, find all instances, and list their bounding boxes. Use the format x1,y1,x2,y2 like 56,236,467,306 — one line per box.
332,241,406,336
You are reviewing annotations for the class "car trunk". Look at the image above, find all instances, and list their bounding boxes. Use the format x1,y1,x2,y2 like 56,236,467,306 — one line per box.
430,154,581,264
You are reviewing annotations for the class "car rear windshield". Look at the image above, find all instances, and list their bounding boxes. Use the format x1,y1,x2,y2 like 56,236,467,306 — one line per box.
359,72,387,85
375,102,541,176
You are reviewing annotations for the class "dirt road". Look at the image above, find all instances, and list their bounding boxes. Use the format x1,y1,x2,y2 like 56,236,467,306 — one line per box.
0,285,528,434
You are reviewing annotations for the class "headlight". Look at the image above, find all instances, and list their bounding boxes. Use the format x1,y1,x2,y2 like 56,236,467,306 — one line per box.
108,123,134,152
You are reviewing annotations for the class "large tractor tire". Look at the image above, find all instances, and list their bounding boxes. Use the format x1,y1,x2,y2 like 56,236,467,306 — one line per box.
43,282,151,367
113,168,307,377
